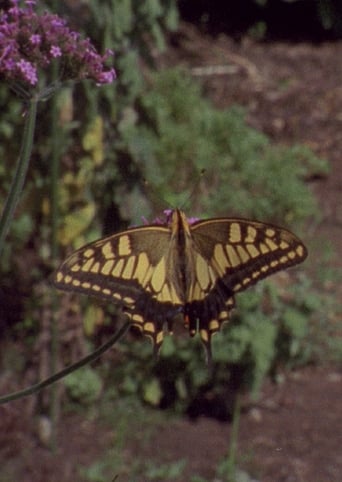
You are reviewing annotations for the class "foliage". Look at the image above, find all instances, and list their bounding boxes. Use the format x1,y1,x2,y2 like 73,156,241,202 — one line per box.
0,0,178,328
64,366,103,405
79,396,173,481
144,459,187,480
0,0,336,424
215,464,256,482
101,272,335,416
124,67,328,223
82,444,186,481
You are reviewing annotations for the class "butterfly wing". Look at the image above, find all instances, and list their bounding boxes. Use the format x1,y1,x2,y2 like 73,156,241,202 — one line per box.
53,225,183,349
185,218,307,355
54,211,308,360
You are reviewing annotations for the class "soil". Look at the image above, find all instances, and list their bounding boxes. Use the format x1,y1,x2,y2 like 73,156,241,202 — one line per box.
1,24,341,482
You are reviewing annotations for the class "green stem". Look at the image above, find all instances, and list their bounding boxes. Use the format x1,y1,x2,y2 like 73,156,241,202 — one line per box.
227,394,241,480
0,99,38,255
49,73,61,451
0,321,130,405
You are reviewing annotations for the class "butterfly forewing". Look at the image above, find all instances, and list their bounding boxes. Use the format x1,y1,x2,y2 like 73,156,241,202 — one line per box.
191,217,307,293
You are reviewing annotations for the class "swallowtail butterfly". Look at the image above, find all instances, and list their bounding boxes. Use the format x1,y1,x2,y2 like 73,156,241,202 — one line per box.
54,209,307,361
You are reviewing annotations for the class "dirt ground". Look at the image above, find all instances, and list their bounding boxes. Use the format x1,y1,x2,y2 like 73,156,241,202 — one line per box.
1,24,341,482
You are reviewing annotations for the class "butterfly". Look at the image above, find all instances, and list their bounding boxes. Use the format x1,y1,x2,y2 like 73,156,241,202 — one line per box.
53,209,307,362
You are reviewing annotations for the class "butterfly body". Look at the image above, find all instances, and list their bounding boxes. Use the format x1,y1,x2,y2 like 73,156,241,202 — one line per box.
54,209,307,360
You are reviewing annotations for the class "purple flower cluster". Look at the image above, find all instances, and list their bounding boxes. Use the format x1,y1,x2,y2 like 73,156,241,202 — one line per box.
0,0,116,89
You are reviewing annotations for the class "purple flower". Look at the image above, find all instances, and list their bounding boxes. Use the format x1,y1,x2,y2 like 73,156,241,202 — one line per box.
95,69,116,85
30,33,41,45
17,58,37,85
142,210,199,226
0,0,116,90
50,45,62,58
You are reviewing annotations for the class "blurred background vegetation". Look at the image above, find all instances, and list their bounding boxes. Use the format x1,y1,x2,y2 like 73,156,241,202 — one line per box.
0,1,341,480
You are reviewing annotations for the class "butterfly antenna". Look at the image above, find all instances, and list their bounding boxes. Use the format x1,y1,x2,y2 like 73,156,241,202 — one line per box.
180,168,206,210
142,177,173,213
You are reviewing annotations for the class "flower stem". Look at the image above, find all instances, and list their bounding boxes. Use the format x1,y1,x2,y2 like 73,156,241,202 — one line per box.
49,79,61,451
0,320,130,405
226,394,241,479
0,98,38,256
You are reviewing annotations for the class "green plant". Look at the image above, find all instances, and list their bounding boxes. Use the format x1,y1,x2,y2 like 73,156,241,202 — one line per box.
1,3,336,444
64,366,103,405
0,1,180,414
0,0,179,323
125,67,328,224
83,67,332,412
99,269,335,416
144,459,187,480
118,70,335,407
79,395,169,482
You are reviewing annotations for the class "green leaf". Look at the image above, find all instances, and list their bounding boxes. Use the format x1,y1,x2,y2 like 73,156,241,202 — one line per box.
64,367,103,405
83,305,104,336
283,308,308,339
58,203,96,246
143,378,162,406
